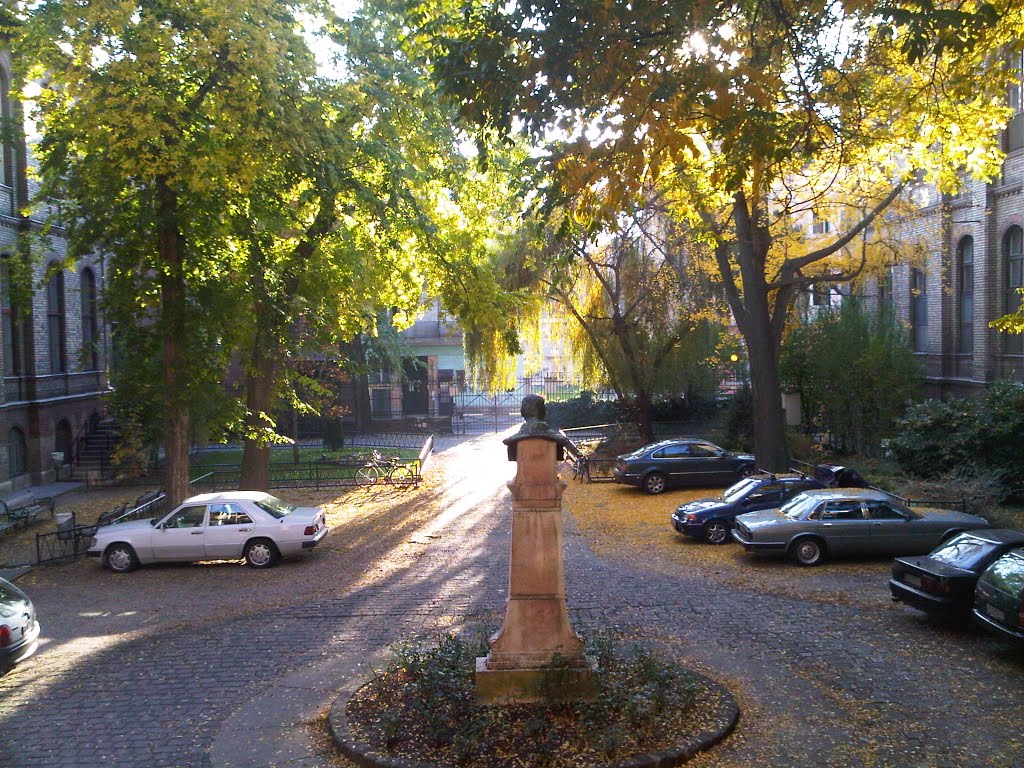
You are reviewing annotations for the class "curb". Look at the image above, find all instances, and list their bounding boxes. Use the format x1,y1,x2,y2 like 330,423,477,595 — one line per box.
327,670,739,768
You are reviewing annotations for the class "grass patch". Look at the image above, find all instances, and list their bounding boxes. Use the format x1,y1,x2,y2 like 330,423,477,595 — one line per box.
344,632,734,768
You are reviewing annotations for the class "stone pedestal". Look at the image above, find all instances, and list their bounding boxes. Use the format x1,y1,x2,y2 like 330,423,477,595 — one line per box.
476,435,595,704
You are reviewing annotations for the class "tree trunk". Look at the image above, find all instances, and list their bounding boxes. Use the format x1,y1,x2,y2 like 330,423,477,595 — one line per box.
725,192,790,473
343,336,373,432
744,325,789,472
634,390,655,443
157,179,190,507
239,335,279,491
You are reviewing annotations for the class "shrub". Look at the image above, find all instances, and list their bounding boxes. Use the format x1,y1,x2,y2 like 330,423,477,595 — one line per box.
345,631,717,768
780,302,921,455
545,392,621,429
886,381,1024,498
323,417,345,451
898,471,1005,518
721,385,754,452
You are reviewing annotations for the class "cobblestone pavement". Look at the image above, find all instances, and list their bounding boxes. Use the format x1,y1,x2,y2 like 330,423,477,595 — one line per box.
2,431,1023,767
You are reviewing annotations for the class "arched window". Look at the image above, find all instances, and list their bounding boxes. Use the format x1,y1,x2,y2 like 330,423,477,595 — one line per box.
81,268,98,370
55,419,72,466
46,265,66,373
1,257,21,375
957,238,974,354
1006,227,1024,355
0,70,12,189
911,268,928,352
8,427,26,476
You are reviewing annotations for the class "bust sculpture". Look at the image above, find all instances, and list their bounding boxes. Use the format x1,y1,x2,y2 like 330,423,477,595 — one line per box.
503,394,573,461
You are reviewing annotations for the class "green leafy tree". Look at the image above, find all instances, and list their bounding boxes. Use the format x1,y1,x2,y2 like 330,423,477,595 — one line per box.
517,203,727,441
780,301,921,455
418,0,1018,470
13,0,336,504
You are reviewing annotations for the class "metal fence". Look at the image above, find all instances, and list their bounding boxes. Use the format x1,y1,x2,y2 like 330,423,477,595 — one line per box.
189,456,423,492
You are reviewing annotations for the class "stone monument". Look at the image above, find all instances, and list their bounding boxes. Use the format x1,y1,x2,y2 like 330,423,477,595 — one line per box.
475,394,596,704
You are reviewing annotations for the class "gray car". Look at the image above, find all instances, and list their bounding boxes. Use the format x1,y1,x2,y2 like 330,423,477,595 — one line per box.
0,576,40,669
612,439,756,494
731,488,989,566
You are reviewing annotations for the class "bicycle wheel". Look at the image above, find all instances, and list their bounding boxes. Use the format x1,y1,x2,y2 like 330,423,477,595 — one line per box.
355,466,380,486
388,464,417,486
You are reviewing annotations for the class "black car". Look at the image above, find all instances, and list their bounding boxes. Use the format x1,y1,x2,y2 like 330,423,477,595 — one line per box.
672,473,826,544
890,529,1024,618
0,576,40,669
973,547,1024,644
612,439,756,495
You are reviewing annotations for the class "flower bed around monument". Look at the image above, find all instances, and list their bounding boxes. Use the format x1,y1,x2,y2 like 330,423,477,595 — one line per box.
335,631,737,768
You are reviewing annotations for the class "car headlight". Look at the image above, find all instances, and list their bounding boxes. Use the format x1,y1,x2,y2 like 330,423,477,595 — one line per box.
88,537,98,548
685,514,700,523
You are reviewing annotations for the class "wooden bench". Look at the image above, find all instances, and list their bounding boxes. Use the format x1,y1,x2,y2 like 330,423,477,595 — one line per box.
0,491,56,533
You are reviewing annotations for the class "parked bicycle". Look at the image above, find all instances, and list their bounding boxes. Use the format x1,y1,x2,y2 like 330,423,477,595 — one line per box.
354,451,417,487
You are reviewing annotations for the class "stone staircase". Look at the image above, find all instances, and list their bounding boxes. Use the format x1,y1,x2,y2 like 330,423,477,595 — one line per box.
71,418,120,483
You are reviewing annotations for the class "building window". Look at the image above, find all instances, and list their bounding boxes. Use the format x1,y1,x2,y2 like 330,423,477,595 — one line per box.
0,71,11,189
878,268,893,320
911,268,928,352
81,268,98,370
1,259,21,375
957,238,974,354
810,283,830,307
1006,51,1024,153
1006,226,1024,355
46,265,66,373
811,216,831,235
8,427,25,476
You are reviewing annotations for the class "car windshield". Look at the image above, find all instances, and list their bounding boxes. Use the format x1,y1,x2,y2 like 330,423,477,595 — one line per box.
253,495,295,519
723,477,761,502
781,494,820,520
929,536,999,569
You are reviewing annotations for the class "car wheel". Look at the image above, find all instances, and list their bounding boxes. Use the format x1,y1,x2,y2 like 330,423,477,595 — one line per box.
737,465,755,479
643,473,667,494
244,538,280,569
105,543,139,574
703,520,730,545
790,537,826,567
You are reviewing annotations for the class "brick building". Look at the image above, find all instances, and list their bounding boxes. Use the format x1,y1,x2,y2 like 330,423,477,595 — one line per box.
0,50,109,491
865,58,1024,397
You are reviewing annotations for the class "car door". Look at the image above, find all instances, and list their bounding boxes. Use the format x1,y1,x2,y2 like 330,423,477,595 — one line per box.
865,500,920,555
817,500,870,554
654,443,693,485
204,502,255,559
152,504,208,560
692,442,733,483
737,483,783,515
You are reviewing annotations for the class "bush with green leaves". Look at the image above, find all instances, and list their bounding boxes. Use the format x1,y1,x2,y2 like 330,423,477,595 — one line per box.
780,302,921,455
885,380,1024,497
544,391,622,429
346,631,720,767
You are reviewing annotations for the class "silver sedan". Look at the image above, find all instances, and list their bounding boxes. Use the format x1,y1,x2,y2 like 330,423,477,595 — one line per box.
87,491,329,572
732,488,989,566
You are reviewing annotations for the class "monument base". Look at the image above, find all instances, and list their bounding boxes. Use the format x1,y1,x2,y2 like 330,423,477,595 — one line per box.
475,656,598,705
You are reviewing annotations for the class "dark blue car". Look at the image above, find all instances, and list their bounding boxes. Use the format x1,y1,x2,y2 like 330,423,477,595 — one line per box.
672,474,826,544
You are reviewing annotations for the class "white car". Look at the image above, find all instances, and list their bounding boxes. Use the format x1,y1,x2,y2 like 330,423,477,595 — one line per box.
86,491,329,572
